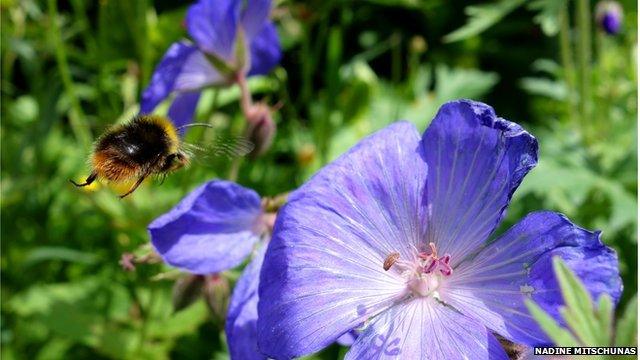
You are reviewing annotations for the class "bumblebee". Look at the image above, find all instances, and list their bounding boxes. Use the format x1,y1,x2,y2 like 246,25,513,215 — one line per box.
71,115,253,198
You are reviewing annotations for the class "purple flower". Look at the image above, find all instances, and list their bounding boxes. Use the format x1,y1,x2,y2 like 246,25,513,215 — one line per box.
257,100,622,359
148,180,268,359
596,1,623,35
149,180,265,275
140,0,281,128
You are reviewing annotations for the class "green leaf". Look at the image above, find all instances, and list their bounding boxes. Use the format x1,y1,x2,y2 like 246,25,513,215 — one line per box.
595,295,614,346
23,246,99,267
524,299,579,346
552,257,600,344
520,77,567,100
528,0,566,36
615,295,638,346
526,258,621,349
443,0,526,43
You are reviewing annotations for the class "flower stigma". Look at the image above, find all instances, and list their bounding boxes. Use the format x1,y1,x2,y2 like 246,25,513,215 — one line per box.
384,243,453,299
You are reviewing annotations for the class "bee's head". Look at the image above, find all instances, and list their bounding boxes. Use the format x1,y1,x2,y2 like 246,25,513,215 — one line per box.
162,152,189,172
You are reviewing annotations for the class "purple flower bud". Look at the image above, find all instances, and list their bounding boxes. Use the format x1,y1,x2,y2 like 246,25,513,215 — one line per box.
596,1,623,35
245,103,276,157
203,274,230,322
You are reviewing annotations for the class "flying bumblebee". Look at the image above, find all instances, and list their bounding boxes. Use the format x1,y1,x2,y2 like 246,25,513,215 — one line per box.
71,115,253,198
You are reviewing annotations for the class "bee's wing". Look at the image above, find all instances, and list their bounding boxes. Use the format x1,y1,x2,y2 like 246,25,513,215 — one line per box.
182,136,255,162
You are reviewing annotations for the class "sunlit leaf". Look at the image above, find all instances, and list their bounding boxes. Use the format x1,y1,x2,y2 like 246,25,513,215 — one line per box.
443,0,526,42
528,0,566,36
615,295,638,346
524,299,579,346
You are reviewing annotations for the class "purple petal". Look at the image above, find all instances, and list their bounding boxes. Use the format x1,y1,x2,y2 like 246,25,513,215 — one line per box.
140,42,222,114
226,245,267,360
186,0,240,61
422,99,538,263
140,42,195,114
336,330,358,347
241,0,271,40
148,180,263,275
258,122,429,359
345,299,508,359
247,22,281,77
173,48,225,90
168,92,201,132
441,211,622,346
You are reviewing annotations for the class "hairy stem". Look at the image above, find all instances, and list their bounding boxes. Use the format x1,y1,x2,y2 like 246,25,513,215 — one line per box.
47,0,92,149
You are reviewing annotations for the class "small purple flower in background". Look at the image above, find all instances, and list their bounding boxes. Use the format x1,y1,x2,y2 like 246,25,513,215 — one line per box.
257,100,622,359
148,180,270,359
596,1,623,35
140,0,281,128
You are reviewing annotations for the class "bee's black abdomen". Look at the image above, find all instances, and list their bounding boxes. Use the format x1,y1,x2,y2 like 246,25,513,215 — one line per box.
96,117,172,166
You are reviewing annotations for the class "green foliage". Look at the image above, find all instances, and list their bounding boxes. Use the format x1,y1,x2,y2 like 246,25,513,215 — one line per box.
1,0,637,358
529,0,566,36
526,258,637,359
443,0,526,42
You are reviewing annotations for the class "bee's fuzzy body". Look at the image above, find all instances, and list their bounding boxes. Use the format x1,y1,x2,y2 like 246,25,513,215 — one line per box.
92,116,181,181
72,115,188,198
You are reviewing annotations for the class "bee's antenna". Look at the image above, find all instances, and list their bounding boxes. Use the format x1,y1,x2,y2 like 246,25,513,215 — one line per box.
176,123,216,131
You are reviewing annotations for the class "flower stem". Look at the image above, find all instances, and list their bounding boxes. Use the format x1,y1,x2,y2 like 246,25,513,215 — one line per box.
236,72,253,118
559,3,578,125
262,192,290,212
229,72,253,181
47,0,92,149
227,157,241,182
576,0,593,141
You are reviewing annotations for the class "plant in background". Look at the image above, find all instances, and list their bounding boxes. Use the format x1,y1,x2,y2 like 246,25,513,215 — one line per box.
596,1,624,35
140,0,281,129
257,100,622,358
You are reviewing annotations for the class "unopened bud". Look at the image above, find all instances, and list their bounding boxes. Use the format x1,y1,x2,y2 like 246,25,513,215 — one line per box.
245,103,276,157
297,143,316,166
410,36,427,54
172,274,205,313
596,1,623,35
203,274,230,323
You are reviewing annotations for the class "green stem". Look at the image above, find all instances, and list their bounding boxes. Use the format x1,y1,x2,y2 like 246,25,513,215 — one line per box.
262,192,290,212
391,32,402,84
47,0,92,149
559,3,578,125
227,157,242,182
576,0,592,141
228,73,253,181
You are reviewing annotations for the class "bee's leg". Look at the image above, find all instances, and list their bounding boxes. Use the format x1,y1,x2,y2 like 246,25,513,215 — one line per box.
119,174,147,199
70,172,98,187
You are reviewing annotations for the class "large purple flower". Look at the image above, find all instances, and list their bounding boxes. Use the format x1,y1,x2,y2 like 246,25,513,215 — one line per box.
140,0,281,128
257,100,622,359
148,180,269,359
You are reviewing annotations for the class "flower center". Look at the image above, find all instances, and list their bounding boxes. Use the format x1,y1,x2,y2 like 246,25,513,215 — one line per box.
383,243,453,298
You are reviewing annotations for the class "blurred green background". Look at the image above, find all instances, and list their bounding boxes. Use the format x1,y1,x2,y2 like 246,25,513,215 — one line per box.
1,0,637,359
